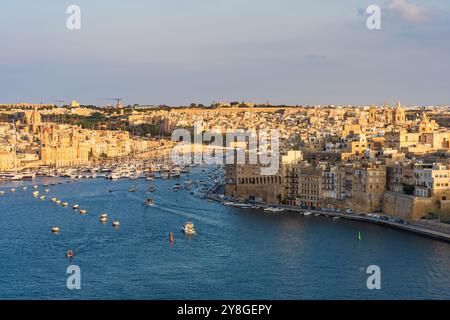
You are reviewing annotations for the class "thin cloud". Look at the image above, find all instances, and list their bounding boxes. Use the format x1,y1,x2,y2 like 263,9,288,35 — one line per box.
384,0,430,23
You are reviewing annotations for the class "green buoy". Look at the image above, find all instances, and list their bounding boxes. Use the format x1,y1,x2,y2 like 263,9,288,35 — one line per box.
357,231,362,241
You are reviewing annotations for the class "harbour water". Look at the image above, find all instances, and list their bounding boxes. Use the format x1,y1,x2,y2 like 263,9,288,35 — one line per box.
1,166,450,299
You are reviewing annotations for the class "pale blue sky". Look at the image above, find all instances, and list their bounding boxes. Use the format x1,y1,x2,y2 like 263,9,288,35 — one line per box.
0,0,449,106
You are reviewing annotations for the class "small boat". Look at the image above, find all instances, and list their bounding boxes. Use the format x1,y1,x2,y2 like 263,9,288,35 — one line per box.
22,187,28,191
182,221,196,235
51,227,60,233
44,189,50,193
314,213,321,217
128,186,136,192
161,172,169,179
73,204,79,209
32,191,39,197
184,179,193,185
56,200,61,204
33,185,38,189
145,198,155,206
10,188,16,192
79,209,87,215
51,197,57,202
0,191,4,195
62,202,68,207
100,217,107,223
40,195,46,200
264,207,285,212
232,203,252,208
333,216,341,221
112,221,120,227
303,211,312,216
169,231,175,244
101,213,108,218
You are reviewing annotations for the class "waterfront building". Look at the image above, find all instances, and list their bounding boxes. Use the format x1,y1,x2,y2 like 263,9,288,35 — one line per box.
0,149,15,171
224,162,284,204
284,160,326,208
351,162,386,213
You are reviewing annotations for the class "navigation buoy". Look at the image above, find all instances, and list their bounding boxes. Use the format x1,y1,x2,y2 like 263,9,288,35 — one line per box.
169,232,174,244
66,250,74,259
358,231,362,241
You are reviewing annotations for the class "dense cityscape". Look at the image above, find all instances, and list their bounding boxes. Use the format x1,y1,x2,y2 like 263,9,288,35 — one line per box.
1,102,450,230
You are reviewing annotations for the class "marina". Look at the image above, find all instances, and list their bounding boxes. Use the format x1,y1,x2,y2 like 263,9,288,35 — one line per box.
0,165,450,299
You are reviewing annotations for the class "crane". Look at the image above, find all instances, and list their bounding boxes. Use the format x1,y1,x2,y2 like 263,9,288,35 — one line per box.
104,98,124,108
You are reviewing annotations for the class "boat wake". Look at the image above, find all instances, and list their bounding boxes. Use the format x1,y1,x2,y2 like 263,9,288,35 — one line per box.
155,205,224,228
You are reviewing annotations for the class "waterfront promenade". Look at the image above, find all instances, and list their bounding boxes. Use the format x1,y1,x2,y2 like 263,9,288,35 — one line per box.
206,186,450,244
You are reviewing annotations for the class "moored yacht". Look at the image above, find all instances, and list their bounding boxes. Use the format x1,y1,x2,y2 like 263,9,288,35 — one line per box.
264,207,285,212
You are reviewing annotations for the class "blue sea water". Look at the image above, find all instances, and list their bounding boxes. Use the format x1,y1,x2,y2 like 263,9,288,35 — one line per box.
0,167,449,299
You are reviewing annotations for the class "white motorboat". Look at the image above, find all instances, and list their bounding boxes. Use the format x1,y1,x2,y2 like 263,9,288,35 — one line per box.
182,221,196,235
264,207,285,212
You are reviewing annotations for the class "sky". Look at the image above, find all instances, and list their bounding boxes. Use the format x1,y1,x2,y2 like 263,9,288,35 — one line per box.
0,0,449,106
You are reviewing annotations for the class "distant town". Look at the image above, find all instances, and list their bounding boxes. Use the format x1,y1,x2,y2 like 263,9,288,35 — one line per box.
1,100,450,227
